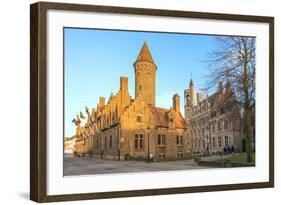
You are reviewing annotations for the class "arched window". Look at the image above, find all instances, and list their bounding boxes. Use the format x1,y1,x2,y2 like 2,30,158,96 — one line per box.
224,120,228,130
218,121,221,131
170,117,174,123
186,95,190,106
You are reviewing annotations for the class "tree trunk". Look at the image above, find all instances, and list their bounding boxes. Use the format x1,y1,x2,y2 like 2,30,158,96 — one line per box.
244,108,252,162
243,37,253,163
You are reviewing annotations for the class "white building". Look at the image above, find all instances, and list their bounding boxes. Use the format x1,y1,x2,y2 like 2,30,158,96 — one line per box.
184,79,241,154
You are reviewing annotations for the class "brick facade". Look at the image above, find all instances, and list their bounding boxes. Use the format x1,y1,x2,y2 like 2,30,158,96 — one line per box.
73,42,191,161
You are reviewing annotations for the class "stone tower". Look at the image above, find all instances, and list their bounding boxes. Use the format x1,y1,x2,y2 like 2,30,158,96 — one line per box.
184,79,194,125
134,42,157,106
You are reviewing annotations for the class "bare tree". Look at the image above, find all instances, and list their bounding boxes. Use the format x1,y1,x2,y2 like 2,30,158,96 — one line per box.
203,36,256,162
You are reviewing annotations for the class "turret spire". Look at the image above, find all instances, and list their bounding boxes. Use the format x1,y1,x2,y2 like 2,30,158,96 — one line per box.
135,42,155,64
189,78,194,86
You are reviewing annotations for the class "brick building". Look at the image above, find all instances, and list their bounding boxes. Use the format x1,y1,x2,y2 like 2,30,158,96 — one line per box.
73,42,191,160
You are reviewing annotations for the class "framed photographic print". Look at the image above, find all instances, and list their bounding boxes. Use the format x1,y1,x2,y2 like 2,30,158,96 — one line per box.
30,1,274,202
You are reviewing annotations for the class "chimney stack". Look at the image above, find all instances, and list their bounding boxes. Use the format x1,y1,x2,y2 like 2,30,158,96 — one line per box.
197,92,202,105
173,94,180,113
120,76,128,92
218,81,223,93
99,96,105,107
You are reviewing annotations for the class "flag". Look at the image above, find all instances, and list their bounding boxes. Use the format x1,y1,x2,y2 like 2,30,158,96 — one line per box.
72,118,78,126
80,111,86,119
76,114,81,124
85,106,90,115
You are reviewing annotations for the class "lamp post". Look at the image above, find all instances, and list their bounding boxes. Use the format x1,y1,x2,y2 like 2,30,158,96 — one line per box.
147,126,151,163
203,139,206,156
118,122,121,161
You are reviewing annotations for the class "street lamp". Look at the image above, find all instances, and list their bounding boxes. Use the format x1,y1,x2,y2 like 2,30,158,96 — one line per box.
119,137,124,161
147,126,151,163
117,122,124,161
118,122,121,161
203,139,206,156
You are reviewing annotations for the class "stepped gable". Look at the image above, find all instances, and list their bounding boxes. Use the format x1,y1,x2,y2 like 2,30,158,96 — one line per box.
150,106,186,129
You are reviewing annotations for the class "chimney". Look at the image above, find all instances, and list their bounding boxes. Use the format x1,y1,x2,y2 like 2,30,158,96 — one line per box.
197,92,202,105
120,76,128,92
218,81,224,100
91,108,96,118
218,81,223,93
99,96,105,108
225,80,233,95
173,94,180,112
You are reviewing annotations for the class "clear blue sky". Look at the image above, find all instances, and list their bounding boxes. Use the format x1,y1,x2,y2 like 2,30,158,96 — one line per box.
64,28,219,137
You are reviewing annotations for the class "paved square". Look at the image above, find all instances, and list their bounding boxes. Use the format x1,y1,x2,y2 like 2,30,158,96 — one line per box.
63,154,209,176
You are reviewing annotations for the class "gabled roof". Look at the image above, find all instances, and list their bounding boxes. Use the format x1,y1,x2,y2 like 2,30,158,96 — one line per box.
150,107,186,129
206,92,219,104
135,42,155,64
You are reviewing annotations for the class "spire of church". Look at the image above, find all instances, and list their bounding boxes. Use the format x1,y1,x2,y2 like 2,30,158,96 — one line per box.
189,78,194,86
135,42,155,64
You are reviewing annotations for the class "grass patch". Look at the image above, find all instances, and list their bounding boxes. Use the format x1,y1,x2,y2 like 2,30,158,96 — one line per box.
231,152,255,163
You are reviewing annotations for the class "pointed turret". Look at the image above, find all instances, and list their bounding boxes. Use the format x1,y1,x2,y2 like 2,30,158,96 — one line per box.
135,42,155,64
134,42,157,106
